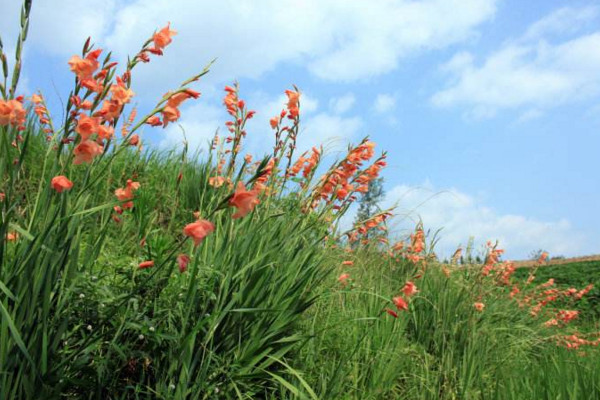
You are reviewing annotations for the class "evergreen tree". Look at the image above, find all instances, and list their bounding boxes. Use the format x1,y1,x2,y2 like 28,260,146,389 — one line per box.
354,177,385,241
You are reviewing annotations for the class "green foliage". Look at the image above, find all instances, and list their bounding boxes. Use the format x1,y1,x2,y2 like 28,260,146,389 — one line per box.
513,261,600,323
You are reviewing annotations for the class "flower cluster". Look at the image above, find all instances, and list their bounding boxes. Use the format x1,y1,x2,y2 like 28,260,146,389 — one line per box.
287,147,321,181
114,179,141,211
346,211,393,245
556,333,600,350
312,140,379,205
62,23,202,166
386,281,419,318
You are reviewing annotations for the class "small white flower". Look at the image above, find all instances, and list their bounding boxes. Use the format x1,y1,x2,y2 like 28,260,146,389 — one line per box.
79,293,85,299
86,325,92,331
139,334,145,340
149,326,155,332
169,384,176,390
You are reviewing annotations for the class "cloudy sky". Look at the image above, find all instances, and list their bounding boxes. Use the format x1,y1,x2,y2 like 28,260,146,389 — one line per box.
1,0,599,259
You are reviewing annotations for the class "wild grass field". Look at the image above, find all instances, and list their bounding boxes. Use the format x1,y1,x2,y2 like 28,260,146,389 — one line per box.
1,2,599,398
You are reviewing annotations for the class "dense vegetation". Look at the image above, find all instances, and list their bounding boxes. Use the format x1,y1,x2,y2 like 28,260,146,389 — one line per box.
1,2,599,398
513,260,600,324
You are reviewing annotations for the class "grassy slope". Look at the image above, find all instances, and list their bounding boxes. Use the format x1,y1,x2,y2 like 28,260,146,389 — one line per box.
300,254,600,399
1,123,599,399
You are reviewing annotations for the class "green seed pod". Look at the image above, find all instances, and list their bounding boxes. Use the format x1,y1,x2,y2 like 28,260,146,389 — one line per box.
1,53,8,79
11,60,21,91
15,34,22,60
22,19,30,40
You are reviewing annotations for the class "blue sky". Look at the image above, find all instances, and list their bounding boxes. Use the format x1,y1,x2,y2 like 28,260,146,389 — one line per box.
1,0,599,259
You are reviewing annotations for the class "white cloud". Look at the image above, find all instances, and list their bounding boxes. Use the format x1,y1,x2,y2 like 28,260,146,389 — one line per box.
373,94,396,114
1,0,497,99
432,6,600,117
305,0,497,81
242,90,361,155
299,113,362,154
382,183,589,259
159,102,224,152
0,0,118,57
329,93,355,114
523,6,600,41
250,91,362,155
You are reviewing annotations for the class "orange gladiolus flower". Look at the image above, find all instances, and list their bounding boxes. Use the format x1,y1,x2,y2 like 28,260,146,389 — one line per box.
97,124,115,142
31,94,43,104
161,106,180,127
138,260,154,269
110,84,135,105
229,182,260,219
96,100,122,122
129,134,140,146
73,140,103,164
269,116,279,129
385,308,399,318
544,318,559,327
473,302,485,312
393,296,409,311
6,232,19,242
0,99,26,127
146,116,162,126
209,176,222,187
402,281,418,298
51,175,73,193
285,89,300,118
540,278,555,288
114,179,140,210
183,219,215,246
177,254,190,273
342,260,354,266
338,273,350,285
209,176,228,188
80,78,103,93
75,113,99,140
510,286,520,298
68,49,101,80
153,23,177,50
167,89,200,108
